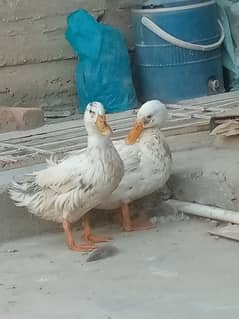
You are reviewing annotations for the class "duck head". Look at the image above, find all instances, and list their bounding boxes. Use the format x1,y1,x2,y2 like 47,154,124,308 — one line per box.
84,102,112,136
126,100,168,145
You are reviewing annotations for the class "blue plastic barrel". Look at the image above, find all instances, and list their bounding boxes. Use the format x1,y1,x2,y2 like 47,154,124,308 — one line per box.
132,0,225,103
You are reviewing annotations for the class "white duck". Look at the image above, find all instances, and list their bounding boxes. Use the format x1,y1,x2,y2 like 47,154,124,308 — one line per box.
9,102,124,252
97,100,172,231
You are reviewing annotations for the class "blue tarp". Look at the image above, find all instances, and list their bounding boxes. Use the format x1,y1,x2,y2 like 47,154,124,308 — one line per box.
65,9,137,113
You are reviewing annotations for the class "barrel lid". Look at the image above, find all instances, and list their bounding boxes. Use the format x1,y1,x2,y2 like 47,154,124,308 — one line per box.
139,0,210,9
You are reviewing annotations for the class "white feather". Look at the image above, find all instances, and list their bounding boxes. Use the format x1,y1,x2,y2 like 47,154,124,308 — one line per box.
97,100,172,210
9,102,124,224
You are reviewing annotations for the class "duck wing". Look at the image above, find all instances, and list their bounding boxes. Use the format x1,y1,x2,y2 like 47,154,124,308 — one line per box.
113,140,141,174
34,151,95,195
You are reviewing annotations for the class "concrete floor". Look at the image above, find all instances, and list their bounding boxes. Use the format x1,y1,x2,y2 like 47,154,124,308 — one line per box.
1,219,239,319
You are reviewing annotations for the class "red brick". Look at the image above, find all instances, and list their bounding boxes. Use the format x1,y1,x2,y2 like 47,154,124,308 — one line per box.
0,107,45,132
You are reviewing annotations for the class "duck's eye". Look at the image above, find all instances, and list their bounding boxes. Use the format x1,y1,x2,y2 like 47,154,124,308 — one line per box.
147,115,152,119
89,109,95,115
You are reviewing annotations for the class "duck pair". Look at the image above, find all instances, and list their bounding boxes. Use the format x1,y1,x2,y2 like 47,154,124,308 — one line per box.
9,100,172,252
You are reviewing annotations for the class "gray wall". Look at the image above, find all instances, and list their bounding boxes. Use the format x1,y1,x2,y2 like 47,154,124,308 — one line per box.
0,0,133,114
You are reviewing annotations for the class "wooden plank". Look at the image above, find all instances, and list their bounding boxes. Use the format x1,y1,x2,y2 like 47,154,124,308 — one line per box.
0,119,83,144
51,121,210,154
192,114,213,120
8,127,83,145
39,136,87,150
0,145,14,152
0,149,32,156
29,117,209,150
9,114,207,147
55,143,87,154
8,116,135,147
209,225,239,242
2,91,239,170
167,104,205,111
0,156,18,162
0,110,136,143
0,91,238,143
181,91,239,105
162,121,210,136
0,142,53,155
0,119,211,155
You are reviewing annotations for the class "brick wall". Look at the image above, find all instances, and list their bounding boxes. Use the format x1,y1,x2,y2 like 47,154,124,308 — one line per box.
0,0,133,114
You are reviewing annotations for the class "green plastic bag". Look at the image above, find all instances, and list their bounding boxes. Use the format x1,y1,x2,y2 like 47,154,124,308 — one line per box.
217,0,239,90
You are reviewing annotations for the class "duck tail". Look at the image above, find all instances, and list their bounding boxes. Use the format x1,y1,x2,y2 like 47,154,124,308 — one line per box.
46,154,60,167
8,177,40,208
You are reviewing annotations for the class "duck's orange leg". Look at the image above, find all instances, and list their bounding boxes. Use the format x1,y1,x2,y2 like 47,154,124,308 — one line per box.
121,203,154,232
82,214,112,244
62,219,96,252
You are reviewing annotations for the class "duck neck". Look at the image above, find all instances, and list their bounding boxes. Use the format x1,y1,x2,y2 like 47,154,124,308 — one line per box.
87,134,111,148
139,127,160,143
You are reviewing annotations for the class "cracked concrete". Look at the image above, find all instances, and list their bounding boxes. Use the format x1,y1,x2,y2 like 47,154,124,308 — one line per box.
1,219,239,319
171,145,239,210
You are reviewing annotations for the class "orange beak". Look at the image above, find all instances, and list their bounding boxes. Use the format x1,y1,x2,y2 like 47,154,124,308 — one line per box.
125,120,144,145
96,115,112,136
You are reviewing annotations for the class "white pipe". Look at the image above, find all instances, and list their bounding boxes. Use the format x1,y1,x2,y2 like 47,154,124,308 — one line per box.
167,199,239,224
